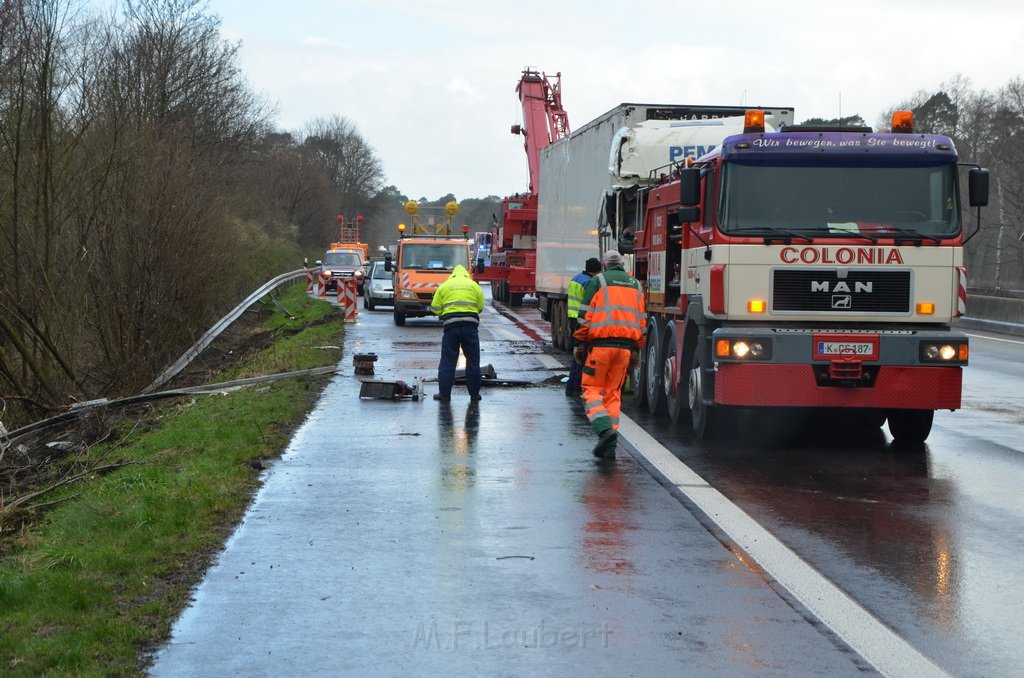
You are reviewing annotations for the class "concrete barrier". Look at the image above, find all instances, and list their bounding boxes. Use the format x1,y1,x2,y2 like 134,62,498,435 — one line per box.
961,293,1024,337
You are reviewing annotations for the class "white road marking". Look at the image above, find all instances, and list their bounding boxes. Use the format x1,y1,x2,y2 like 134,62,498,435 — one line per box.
484,310,564,371
489,326,523,341
618,416,949,678
965,332,1024,346
534,354,564,370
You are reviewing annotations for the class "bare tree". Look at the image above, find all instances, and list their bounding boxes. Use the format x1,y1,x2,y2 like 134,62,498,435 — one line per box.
0,0,278,421
0,0,96,416
234,131,336,248
303,115,385,244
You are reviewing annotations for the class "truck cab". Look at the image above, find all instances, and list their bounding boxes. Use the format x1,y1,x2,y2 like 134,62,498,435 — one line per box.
625,109,989,443
386,200,473,326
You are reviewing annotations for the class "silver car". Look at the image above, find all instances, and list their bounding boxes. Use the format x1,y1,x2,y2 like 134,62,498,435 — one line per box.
363,259,394,310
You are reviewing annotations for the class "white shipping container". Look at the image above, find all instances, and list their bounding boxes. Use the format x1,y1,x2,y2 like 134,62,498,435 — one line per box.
536,103,794,300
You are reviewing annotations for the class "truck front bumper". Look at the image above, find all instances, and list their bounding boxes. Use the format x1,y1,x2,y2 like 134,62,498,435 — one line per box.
714,363,963,410
394,299,434,317
709,327,966,410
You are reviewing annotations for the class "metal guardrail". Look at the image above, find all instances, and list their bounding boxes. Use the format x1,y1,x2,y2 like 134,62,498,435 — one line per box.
2,269,321,445
142,269,311,394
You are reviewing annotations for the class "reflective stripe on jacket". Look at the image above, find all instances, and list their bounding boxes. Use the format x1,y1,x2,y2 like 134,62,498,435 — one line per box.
567,272,592,319
574,266,646,347
431,264,485,326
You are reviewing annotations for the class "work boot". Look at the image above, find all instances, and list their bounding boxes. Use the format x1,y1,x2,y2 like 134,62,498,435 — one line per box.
470,393,481,401
433,393,450,402
592,429,618,459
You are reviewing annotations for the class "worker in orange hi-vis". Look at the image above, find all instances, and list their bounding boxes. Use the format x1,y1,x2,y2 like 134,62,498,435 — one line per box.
572,250,646,460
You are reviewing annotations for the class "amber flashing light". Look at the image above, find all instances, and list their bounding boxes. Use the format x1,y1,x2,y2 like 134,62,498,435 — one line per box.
743,109,765,134
891,110,914,133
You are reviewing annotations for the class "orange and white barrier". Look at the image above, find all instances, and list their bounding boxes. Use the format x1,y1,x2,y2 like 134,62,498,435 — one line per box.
317,270,330,300
339,278,358,322
306,269,316,297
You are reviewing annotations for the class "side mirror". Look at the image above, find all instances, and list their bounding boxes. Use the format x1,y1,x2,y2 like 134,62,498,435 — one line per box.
678,168,701,206
969,167,989,207
676,206,700,223
315,260,323,266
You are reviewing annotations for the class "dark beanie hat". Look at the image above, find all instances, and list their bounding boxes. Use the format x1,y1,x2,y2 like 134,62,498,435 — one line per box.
585,257,601,273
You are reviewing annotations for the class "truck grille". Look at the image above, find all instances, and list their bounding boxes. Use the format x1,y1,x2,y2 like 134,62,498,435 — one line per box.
772,269,911,313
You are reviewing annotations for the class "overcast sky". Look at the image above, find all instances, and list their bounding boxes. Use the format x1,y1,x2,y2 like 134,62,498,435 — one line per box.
207,0,1023,202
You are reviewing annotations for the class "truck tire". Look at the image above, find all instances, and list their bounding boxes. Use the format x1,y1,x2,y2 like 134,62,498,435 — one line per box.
663,323,686,425
631,323,650,407
550,301,563,349
645,318,665,415
393,309,406,326
886,409,933,445
558,301,571,350
563,306,573,350
510,293,523,307
688,339,722,439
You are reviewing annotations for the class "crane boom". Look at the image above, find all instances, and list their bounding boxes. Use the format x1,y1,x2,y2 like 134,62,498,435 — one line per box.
514,69,570,192
477,67,570,307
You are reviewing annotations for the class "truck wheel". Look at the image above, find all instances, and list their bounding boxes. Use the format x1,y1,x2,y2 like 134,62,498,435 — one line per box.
550,301,564,349
393,309,406,326
886,409,933,445
688,341,721,439
663,324,686,425
557,302,567,350
564,308,574,349
631,323,649,408
560,302,571,350
645,319,665,415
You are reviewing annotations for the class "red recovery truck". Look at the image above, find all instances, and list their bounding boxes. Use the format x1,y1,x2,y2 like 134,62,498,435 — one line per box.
476,68,569,306
615,110,989,444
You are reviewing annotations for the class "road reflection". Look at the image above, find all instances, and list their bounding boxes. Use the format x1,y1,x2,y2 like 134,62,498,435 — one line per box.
438,402,480,493
580,463,636,576
626,405,962,629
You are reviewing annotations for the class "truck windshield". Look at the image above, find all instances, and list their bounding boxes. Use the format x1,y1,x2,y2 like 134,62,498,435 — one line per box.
401,243,468,271
719,163,961,237
324,251,362,267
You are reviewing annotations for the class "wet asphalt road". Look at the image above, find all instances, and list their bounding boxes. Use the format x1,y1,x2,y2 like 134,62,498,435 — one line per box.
621,330,1024,677
149,290,1024,676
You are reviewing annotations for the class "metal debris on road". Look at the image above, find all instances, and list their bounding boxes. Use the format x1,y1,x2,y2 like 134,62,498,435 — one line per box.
358,380,420,401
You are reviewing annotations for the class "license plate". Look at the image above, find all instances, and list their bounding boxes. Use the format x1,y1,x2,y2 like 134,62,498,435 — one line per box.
812,334,878,360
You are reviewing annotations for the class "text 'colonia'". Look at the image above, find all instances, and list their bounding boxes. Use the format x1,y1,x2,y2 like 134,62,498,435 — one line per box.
779,246,905,265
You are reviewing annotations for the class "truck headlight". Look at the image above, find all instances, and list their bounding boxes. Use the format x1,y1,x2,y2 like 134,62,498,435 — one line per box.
714,338,772,360
400,289,418,300
919,341,968,364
